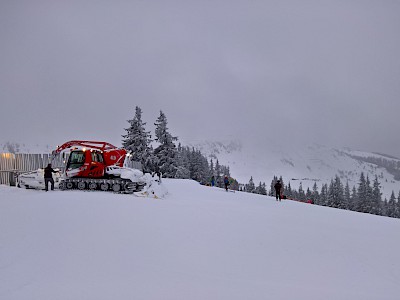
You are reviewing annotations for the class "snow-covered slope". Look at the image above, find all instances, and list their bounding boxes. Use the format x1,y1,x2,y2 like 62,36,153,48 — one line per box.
1,179,400,300
189,140,400,199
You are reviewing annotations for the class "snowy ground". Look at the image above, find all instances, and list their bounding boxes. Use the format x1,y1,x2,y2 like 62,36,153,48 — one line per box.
1,179,400,300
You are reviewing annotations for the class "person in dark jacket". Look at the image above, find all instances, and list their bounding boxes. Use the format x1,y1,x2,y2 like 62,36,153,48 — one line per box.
274,180,282,201
44,163,58,191
224,175,230,191
211,175,215,187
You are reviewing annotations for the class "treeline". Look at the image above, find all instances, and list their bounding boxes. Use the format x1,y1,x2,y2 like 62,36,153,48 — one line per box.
122,106,235,184
346,154,400,181
243,173,400,219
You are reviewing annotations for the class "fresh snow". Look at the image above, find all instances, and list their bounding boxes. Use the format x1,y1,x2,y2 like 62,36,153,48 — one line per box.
1,179,399,300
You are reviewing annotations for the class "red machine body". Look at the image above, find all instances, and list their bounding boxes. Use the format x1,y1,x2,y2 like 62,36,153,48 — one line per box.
52,140,144,193
53,140,126,178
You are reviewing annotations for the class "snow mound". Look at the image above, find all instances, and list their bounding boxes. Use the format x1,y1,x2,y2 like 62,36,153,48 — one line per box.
134,174,168,199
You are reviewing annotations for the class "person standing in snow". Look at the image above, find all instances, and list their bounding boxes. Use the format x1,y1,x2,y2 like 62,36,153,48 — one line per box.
211,175,215,187
224,175,230,191
44,163,58,191
274,180,282,201
156,171,162,184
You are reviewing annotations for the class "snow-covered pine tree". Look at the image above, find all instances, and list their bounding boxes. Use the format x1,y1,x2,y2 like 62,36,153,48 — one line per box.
221,166,230,178
210,159,214,176
286,181,293,198
329,176,344,209
279,176,285,190
349,186,357,211
355,172,367,212
387,191,397,218
371,176,382,215
364,175,373,214
246,176,256,193
306,187,312,201
154,111,177,145
396,191,400,218
188,148,210,183
381,198,388,217
256,182,267,195
175,145,190,179
344,181,351,210
319,184,328,206
215,159,222,187
122,106,152,171
153,110,179,178
200,152,211,184
269,176,278,197
298,182,306,201
312,182,319,205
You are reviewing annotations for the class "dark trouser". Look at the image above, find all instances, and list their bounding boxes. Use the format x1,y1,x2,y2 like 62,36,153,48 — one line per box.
275,189,281,200
225,183,229,191
45,178,54,191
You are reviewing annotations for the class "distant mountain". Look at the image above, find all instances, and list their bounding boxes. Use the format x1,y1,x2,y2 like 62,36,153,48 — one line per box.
187,139,400,199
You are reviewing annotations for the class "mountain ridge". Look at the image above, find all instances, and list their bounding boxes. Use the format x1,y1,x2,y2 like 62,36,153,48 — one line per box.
186,139,400,199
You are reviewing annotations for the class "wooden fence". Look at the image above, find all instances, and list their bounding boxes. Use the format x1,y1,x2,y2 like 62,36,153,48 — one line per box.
0,153,64,186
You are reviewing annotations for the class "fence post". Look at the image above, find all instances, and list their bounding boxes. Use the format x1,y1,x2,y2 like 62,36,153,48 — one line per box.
9,171,16,186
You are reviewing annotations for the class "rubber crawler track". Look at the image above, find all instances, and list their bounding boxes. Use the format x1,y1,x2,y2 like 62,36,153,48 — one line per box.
59,178,145,194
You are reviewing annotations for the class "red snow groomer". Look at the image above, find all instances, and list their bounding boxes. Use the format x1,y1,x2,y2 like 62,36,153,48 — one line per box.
52,140,145,193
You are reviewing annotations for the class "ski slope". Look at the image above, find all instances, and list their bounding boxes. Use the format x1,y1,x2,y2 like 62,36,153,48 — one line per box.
1,179,399,300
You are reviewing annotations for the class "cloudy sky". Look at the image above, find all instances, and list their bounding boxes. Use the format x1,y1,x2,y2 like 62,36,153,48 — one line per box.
1,0,399,157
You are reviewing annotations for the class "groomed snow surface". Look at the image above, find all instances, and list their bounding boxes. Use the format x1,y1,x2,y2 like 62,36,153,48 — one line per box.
1,179,399,300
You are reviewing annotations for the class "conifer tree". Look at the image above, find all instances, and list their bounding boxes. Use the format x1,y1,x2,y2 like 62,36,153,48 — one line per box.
387,191,397,218
286,181,293,199
246,176,256,193
256,182,267,195
122,106,152,171
298,182,306,201
396,191,400,218
364,175,373,213
344,181,351,210
355,172,367,212
229,178,240,191
371,176,382,215
269,176,278,196
306,187,312,201
319,184,328,206
381,198,388,217
215,160,222,187
175,145,190,179
209,159,214,177
153,111,179,178
330,176,345,209
278,176,285,195
312,182,319,205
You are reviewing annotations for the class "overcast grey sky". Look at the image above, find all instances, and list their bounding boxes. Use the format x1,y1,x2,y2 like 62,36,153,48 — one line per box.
1,0,399,157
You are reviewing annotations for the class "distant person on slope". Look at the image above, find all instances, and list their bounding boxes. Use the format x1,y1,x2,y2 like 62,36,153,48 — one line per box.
224,175,230,191
44,163,58,192
211,175,215,187
274,180,282,201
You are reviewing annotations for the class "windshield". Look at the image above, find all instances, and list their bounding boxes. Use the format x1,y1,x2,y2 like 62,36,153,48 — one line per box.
67,151,85,169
